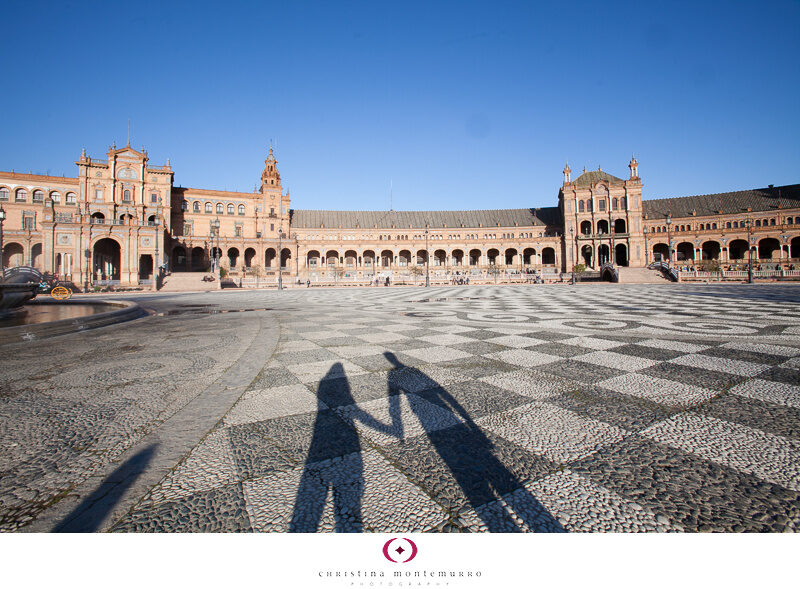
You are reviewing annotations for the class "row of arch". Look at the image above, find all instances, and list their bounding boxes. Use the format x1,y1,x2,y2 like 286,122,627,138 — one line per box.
304,247,558,268
578,196,627,213
579,219,627,235
579,243,629,267
2,242,43,268
650,237,800,261
189,201,247,215
89,212,159,225
0,187,77,204
649,217,800,234
171,246,292,271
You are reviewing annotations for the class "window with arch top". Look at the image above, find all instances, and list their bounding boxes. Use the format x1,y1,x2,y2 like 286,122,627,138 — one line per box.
238,204,245,215
123,189,132,202
205,202,212,213
216,203,224,214
193,201,200,212
227,203,234,215
578,200,585,213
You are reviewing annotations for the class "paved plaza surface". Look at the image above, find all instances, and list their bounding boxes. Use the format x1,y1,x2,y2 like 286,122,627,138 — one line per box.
1,284,800,533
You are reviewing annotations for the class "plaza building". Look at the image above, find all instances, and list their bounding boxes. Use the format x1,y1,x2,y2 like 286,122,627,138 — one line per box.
1,145,799,287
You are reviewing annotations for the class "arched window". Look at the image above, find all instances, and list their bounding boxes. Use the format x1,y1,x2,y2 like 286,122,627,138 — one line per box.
193,201,200,212
216,203,223,214
16,188,27,202
712,223,717,229
788,218,794,225
755,220,761,227
612,197,618,210
181,200,188,211
32,190,44,203
123,189,132,202
587,200,593,212
578,200,585,213
238,204,245,215
66,192,76,204
50,191,61,203
770,218,776,226
620,197,627,209
726,222,731,228
733,221,739,228
598,199,606,211
205,202,212,213
0,188,8,201
227,203,234,215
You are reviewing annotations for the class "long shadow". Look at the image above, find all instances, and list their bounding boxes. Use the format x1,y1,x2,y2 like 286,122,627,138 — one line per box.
384,352,564,533
54,443,158,532
289,363,403,533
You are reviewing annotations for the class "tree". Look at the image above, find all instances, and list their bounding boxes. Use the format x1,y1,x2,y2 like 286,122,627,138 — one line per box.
409,265,423,284
249,264,264,288
572,263,586,282
488,265,501,284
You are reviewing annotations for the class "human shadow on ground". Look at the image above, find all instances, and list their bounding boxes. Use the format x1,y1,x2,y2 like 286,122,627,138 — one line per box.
54,443,158,532
289,363,403,532
384,352,565,532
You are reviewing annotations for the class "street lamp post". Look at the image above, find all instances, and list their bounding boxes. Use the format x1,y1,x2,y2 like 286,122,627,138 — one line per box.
424,226,430,288
153,216,160,292
665,214,672,267
746,219,754,284
84,248,90,292
643,227,649,265
278,224,283,291
0,206,6,278
212,218,220,274
569,227,575,284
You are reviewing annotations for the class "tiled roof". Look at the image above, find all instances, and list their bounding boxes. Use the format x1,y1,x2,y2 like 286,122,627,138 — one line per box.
643,184,800,219
573,170,625,186
290,207,561,230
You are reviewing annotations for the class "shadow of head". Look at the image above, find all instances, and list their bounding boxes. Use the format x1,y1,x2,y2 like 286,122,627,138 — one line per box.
54,443,158,533
384,351,402,368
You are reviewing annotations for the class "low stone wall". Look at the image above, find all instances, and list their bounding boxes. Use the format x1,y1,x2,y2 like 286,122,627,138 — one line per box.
0,299,148,345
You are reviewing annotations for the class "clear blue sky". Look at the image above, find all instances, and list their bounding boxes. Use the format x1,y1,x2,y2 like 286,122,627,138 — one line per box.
2,0,799,211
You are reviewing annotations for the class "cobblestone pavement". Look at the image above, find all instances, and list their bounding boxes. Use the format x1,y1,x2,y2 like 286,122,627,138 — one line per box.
2,283,800,532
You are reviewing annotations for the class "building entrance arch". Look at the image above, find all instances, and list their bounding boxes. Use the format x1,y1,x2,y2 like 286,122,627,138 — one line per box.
92,238,121,281
615,243,628,266
581,244,593,267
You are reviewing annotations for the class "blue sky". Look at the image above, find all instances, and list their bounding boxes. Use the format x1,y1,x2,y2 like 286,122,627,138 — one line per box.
2,0,799,210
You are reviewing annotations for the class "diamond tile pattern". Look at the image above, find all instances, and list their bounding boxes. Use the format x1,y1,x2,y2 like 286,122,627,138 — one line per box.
112,284,800,533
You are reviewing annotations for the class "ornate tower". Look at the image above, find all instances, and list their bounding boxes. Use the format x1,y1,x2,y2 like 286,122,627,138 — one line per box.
259,147,291,237
629,153,639,180
260,147,281,193
563,161,572,184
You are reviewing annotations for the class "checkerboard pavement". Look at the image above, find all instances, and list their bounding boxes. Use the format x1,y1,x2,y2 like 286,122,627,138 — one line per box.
112,284,800,533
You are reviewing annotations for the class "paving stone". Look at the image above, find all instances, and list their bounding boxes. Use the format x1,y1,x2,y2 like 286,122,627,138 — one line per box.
381,424,557,513
571,434,800,532
113,483,252,533
640,413,800,491
478,402,629,463
243,451,448,533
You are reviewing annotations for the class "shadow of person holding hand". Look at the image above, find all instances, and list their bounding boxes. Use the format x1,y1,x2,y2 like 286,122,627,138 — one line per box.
289,362,403,532
383,351,564,532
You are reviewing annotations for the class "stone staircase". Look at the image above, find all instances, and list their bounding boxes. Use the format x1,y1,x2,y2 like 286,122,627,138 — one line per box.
159,272,219,292
616,266,671,284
